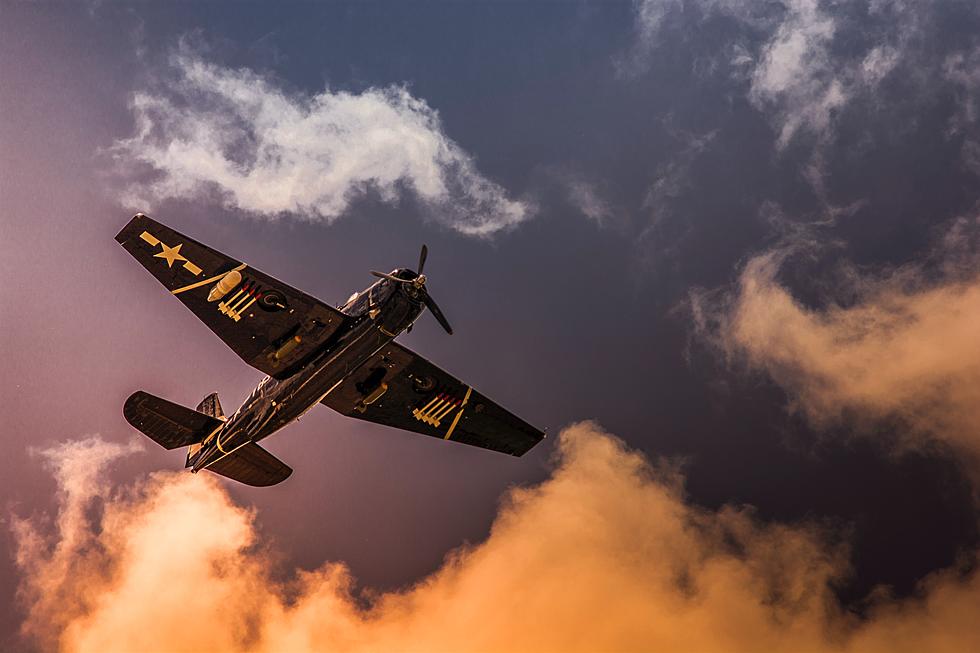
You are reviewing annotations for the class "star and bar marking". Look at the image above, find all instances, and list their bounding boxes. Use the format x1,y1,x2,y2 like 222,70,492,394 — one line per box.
140,231,203,276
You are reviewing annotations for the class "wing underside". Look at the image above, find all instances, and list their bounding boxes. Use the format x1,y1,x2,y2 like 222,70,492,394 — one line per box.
321,342,544,456
115,213,347,378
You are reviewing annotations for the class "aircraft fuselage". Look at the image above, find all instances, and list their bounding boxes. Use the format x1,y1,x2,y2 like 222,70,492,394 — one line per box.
189,272,423,472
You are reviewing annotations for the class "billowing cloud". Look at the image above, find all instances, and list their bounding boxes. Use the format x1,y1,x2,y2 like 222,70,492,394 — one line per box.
11,438,143,652
110,52,530,236
694,215,980,465
14,426,980,652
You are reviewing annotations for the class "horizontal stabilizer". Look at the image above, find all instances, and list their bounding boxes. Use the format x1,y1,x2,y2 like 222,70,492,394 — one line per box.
205,442,292,487
124,391,223,450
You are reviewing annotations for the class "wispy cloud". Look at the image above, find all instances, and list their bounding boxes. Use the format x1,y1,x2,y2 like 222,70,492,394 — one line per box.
745,0,845,148
692,214,980,468
945,45,980,177
110,52,530,237
550,168,617,226
625,0,972,151
13,426,980,652
643,128,717,224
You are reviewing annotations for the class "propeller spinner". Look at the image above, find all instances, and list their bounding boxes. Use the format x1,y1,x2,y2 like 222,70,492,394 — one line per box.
370,245,453,335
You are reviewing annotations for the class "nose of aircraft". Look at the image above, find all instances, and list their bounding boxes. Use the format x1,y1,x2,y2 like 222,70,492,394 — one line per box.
370,245,453,335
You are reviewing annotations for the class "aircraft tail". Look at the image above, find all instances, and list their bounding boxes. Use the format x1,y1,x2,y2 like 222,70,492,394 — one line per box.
186,392,225,467
205,442,293,487
195,392,225,420
123,391,223,451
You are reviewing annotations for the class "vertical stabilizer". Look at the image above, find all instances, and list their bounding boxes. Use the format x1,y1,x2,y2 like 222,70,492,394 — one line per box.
186,392,225,467
196,392,225,420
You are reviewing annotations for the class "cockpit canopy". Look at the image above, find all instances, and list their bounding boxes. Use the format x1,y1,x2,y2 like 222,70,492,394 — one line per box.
340,269,417,316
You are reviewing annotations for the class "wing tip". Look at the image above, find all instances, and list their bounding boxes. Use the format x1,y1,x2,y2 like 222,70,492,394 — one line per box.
115,212,150,244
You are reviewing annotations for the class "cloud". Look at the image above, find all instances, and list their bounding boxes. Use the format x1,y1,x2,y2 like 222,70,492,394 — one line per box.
13,426,980,652
743,0,845,147
945,45,980,177
11,437,143,652
693,214,980,466
618,0,683,75
625,1,976,151
626,0,853,146
564,177,614,226
110,52,530,237
549,168,616,226
643,128,716,223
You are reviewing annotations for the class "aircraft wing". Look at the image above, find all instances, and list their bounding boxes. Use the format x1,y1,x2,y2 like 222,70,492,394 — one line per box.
320,341,544,456
116,213,347,378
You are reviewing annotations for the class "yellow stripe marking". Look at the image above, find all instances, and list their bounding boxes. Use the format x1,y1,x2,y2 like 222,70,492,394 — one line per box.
229,290,253,313
433,400,459,422
202,423,224,452
219,289,245,314
182,260,203,276
422,396,441,411
172,264,247,295
226,292,254,321
422,398,447,425
140,231,160,246
216,429,229,454
232,297,257,321
208,439,251,466
444,387,473,440
412,395,441,420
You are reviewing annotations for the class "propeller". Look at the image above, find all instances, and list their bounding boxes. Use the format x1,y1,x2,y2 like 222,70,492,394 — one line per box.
418,244,428,276
369,244,453,335
423,293,452,335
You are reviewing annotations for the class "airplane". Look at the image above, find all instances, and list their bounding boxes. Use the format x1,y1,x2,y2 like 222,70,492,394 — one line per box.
116,213,544,487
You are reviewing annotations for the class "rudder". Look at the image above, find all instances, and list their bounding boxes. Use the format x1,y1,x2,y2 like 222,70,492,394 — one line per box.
196,392,225,420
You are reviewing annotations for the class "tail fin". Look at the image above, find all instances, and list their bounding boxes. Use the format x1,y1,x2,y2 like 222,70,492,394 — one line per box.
123,391,223,450
196,392,225,420
187,393,225,467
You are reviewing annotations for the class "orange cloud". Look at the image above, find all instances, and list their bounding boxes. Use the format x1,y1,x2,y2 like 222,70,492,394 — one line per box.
13,426,979,652
705,226,980,466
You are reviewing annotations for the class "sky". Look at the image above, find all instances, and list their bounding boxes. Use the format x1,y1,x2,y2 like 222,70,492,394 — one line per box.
1,1,979,651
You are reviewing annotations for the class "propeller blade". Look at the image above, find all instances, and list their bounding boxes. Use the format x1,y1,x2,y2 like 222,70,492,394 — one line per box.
423,293,453,335
417,244,428,276
371,270,411,283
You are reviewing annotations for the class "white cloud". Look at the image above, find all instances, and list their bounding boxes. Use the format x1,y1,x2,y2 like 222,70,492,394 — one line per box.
626,0,938,149
861,46,900,85
111,53,530,237
618,0,684,75
565,178,614,225
741,0,849,147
